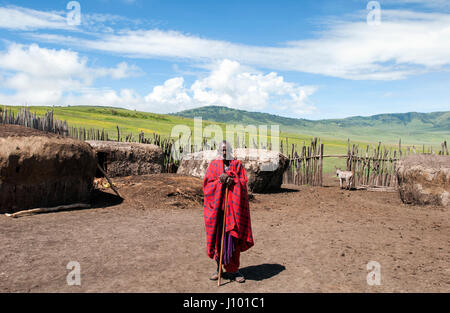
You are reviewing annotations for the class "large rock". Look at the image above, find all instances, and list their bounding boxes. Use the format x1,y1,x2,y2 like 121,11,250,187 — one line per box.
176,148,288,193
0,125,97,213
396,155,450,206
86,141,164,177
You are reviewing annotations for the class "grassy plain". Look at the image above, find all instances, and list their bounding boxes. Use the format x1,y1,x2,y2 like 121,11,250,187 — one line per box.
2,105,444,173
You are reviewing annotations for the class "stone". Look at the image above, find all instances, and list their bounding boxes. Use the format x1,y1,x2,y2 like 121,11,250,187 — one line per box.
396,155,450,206
176,148,288,193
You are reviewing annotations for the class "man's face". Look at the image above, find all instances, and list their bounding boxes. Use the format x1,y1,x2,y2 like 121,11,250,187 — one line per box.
222,145,227,159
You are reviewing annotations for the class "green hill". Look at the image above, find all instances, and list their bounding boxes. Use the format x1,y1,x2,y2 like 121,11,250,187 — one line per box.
2,105,447,173
173,106,450,145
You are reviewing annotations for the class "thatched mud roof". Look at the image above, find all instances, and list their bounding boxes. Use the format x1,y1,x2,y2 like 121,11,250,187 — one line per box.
397,155,450,206
86,141,164,177
0,125,97,213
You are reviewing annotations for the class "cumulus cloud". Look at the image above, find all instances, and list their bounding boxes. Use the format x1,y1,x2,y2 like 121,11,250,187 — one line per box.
64,88,142,109
0,43,141,106
0,47,316,116
144,77,191,109
96,62,143,79
143,59,317,114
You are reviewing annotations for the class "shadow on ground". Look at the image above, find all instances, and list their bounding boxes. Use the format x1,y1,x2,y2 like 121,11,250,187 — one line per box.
90,190,123,209
240,263,286,281
258,187,300,194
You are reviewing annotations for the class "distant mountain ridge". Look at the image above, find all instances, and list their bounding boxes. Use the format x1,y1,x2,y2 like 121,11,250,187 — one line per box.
173,106,449,128
172,106,450,144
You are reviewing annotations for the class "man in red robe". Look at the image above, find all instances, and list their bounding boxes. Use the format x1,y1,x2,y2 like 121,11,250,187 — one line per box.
203,141,254,283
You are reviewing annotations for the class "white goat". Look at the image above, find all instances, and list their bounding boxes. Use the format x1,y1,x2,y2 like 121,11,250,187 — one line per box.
336,168,354,190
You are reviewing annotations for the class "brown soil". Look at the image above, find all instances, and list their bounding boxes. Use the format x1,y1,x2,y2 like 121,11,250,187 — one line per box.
0,174,448,292
0,124,60,138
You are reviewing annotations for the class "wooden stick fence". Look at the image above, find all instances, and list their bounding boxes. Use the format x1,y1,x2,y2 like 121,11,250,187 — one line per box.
1,107,69,135
343,139,448,188
282,137,324,186
2,107,447,185
1,108,181,173
280,136,447,188
346,141,398,188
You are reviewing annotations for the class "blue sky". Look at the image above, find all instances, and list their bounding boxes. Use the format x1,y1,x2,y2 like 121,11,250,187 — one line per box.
0,0,449,119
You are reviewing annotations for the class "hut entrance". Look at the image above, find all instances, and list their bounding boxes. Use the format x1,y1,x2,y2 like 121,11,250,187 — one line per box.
96,152,108,177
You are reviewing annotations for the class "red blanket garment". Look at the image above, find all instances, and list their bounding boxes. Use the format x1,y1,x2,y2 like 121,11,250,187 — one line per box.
203,158,254,260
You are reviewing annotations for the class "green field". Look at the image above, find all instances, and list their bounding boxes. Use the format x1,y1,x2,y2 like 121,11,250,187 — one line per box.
2,105,446,173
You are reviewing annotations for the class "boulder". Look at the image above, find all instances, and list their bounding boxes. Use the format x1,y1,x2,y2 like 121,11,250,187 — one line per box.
396,155,450,206
0,125,97,213
176,148,288,193
86,141,164,177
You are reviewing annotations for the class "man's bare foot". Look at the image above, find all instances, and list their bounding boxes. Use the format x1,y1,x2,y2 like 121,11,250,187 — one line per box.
210,271,219,280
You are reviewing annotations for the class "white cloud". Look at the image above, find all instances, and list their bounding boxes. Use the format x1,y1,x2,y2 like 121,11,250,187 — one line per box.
0,43,141,106
0,48,316,116
31,9,450,80
381,0,450,9
143,59,317,114
64,88,142,109
96,62,143,79
2,4,449,80
0,43,89,81
0,6,71,31
0,5,154,33
144,77,191,109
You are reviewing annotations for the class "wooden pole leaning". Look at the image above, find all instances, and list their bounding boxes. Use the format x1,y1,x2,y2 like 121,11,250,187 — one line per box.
217,186,229,287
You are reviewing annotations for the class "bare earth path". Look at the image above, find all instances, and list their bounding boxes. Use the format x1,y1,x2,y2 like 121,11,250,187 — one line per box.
0,174,448,292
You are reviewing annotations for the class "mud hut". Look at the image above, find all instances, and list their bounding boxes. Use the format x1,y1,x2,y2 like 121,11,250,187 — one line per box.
0,125,97,213
396,155,450,206
86,141,164,177
176,148,289,193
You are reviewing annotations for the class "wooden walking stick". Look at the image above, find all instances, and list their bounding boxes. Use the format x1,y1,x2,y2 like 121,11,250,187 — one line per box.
218,186,229,287
97,163,122,198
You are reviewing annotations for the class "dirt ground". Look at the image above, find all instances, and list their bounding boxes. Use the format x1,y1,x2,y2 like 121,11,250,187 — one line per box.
0,174,448,292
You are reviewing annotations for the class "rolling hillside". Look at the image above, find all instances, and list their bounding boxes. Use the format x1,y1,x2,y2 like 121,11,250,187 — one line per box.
173,106,450,145
2,105,447,173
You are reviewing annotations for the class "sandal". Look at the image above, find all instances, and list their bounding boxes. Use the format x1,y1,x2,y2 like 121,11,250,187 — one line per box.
234,270,245,283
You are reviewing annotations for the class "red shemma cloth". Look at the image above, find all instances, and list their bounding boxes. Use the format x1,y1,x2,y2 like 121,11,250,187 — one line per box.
203,158,254,260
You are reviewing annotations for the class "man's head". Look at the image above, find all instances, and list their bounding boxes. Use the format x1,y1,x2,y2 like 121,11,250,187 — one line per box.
218,140,233,160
